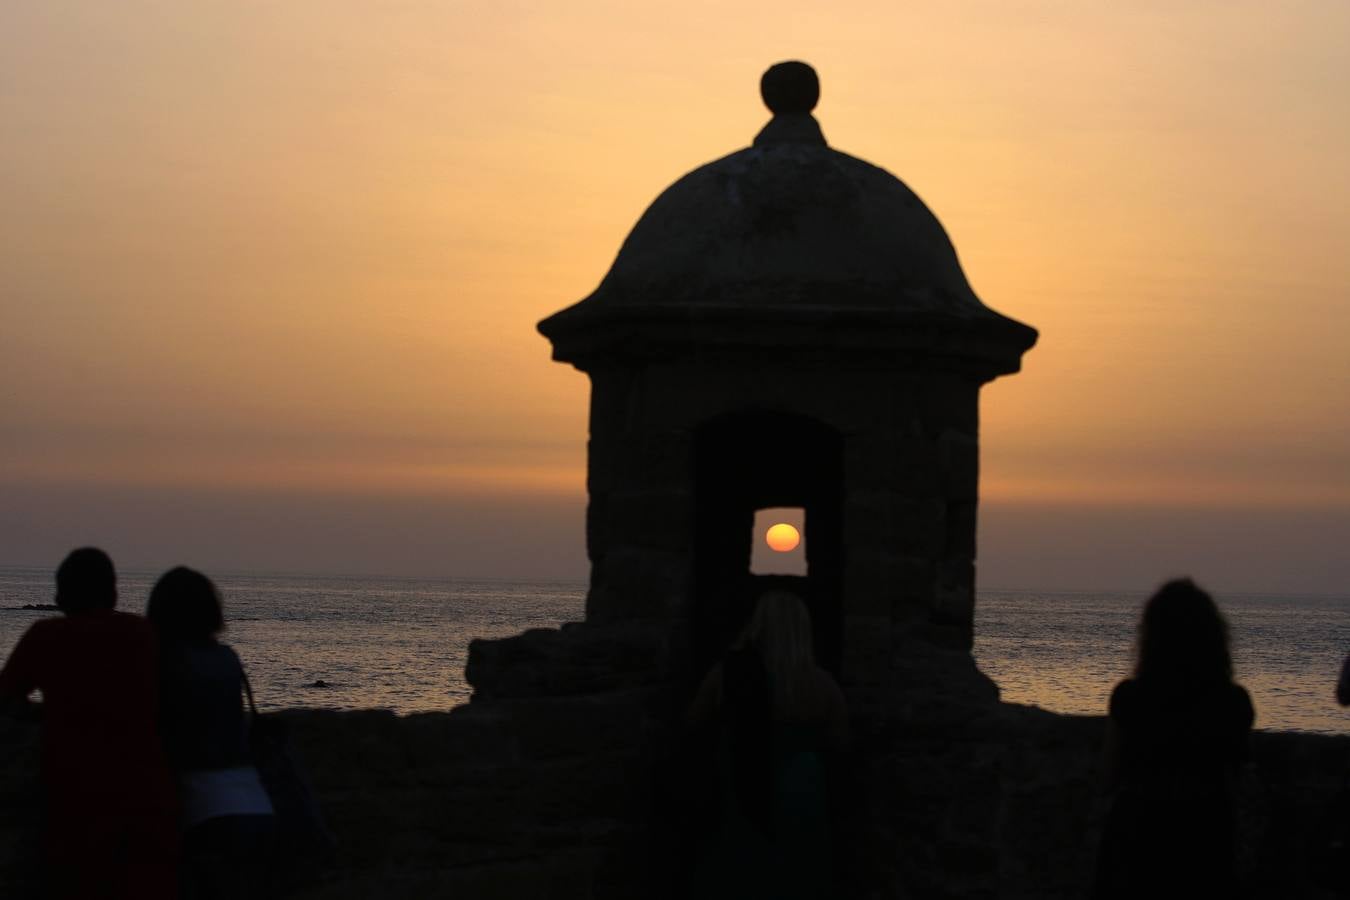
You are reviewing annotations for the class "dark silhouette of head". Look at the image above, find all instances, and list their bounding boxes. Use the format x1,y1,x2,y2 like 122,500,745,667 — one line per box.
1135,578,1232,684
760,60,819,115
147,566,225,643
55,547,117,614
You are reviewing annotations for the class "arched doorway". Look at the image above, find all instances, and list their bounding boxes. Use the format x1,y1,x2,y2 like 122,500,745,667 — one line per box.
692,410,844,676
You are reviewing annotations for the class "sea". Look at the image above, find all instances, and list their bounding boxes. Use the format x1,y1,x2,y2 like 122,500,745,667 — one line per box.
1,567,1345,734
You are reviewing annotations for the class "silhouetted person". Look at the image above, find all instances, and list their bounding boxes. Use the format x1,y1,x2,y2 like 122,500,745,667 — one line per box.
1337,653,1350,707
686,590,848,899
1094,578,1254,899
147,566,277,900
0,547,178,899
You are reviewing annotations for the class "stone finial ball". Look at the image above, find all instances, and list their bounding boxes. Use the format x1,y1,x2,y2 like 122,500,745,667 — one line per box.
760,61,819,115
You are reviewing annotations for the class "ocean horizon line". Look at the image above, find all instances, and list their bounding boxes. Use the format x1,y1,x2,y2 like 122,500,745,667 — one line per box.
1,562,1347,602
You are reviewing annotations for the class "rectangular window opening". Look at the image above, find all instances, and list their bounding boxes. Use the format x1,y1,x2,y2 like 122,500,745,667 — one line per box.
750,506,807,576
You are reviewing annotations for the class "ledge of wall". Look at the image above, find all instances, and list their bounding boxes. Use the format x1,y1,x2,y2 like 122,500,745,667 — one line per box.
2,704,1345,899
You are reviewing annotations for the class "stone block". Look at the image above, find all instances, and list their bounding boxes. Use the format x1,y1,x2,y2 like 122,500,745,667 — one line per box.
529,752,651,825
602,490,694,552
587,365,638,437
915,372,980,438
466,624,672,700
502,692,657,763
842,552,895,617
584,579,623,622
841,615,893,686
910,619,973,652
282,709,416,790
936,837,999,887
935,558,975,618
633,430,694,489
590,547,692,621
591,825,661,900
585,435,634,495
541,847,607,899
845,435,944,497
939,430,980,501
426,858,556,900
942,771,1001,840
409,785,539,849
633,363,730,431
932,568,975,631
943,500,978,558
844,492,945,557
400,708,520,769
585,491,609,560
843,549,933,618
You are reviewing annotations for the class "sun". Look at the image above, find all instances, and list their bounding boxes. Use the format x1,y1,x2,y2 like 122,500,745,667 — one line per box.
765,523,800,552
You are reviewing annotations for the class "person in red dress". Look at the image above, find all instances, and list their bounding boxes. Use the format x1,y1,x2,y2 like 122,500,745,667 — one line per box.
0,547,178,900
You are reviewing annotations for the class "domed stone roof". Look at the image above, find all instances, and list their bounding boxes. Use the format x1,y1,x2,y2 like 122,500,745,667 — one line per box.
540,62,1036,375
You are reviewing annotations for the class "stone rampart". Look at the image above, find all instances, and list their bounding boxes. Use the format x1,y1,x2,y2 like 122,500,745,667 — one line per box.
2,701,1345,899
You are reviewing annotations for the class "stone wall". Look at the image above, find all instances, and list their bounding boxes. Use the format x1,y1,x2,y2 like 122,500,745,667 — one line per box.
2,698,1346,899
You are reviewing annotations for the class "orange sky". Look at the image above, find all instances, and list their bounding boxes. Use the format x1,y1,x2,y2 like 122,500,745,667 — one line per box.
3,2,1348,591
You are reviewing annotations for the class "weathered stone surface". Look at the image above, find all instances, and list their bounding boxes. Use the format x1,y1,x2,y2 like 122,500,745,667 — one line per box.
847,437,946,498
593,566,682,628
601,489,694,552
2,711,1346,898
939,430,980,501
944,500,979,559
844,493,947,555
915,373,981,436
465,624,672,700
933,559,977,634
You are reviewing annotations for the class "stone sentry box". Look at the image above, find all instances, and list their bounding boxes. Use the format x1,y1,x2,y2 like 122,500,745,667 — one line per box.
490,61,1038,720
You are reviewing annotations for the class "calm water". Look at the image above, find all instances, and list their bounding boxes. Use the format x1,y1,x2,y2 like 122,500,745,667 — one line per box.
977,589,1349,733
1,568,1345,733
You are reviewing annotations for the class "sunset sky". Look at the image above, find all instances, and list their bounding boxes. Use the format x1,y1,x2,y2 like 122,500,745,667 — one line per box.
3,2,1348,593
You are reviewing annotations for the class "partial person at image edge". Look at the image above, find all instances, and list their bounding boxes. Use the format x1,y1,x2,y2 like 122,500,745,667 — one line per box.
0,547,178,900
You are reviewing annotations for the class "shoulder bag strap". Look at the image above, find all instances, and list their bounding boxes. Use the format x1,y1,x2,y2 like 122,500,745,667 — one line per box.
241,666,260,722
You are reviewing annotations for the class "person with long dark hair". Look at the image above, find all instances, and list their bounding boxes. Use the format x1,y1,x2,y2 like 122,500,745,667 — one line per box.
147,567,276,899
1095,578,1255,898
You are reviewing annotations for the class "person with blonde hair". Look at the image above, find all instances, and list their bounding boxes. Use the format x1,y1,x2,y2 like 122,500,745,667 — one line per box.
687,590,848,899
